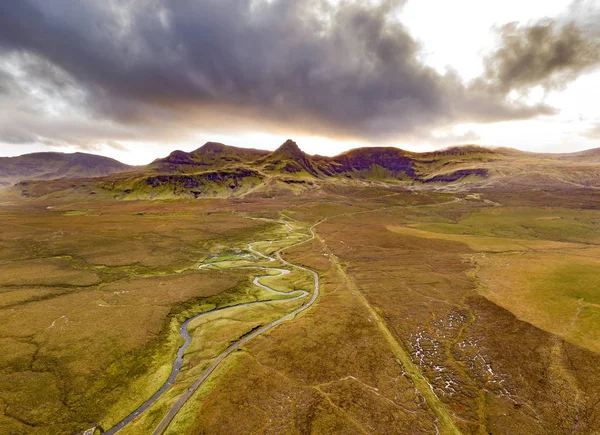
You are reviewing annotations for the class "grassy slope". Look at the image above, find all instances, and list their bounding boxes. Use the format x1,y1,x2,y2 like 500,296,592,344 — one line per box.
384,203,600,353
10,144,600,201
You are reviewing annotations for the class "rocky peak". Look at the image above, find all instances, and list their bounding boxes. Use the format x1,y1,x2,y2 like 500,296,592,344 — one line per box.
273,140,305,158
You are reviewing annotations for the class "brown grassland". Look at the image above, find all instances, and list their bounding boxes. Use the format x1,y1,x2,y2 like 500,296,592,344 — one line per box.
1,184,600,434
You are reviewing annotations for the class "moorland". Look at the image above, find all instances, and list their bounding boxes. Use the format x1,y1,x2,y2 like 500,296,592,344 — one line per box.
1,141,600,435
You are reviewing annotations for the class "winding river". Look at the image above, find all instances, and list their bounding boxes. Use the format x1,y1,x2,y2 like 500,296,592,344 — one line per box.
102,221,319,435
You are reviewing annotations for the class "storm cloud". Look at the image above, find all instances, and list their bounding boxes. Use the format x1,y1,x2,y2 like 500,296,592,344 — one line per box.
482,19,600,93
0,0,598,150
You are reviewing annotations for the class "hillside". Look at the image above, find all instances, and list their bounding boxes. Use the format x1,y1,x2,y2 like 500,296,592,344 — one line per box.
6,141,600,199
0,152,134,186
150,142,270,173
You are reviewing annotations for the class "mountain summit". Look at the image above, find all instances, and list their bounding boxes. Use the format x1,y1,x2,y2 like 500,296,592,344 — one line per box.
272,139,305,159
193,142,230,153
262,139,321,176
152,142,269,172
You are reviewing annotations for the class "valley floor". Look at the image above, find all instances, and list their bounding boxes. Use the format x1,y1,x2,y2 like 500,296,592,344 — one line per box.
1,185,600,434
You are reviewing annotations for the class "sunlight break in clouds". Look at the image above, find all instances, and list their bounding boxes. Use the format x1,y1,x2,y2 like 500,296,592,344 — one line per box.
0,0,598,164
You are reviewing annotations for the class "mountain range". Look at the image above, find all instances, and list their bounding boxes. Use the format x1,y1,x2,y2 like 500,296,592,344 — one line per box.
2,140,599,199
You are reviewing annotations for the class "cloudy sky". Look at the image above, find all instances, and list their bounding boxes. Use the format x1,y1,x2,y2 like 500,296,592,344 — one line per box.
0,0,599,164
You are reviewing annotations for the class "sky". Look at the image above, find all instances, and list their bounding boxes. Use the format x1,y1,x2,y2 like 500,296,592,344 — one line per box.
0,0,599,164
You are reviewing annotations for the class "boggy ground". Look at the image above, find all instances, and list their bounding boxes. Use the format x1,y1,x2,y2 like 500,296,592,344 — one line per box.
1,186,600,434
310,191,600,434
0,197,298,434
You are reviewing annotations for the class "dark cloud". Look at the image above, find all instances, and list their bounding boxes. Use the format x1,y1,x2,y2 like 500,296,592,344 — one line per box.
0,128,39,145
0,0,596,150
481,19,600,92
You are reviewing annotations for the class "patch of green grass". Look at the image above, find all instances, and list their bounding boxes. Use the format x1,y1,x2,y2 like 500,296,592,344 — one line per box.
415,207,600,244
475,248,600,354
539,264,600,305
257,269,312,294
387,225,580,252
62,209,99,216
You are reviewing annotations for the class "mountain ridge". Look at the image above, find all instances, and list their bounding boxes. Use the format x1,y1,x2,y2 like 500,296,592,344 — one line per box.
4,141,600,199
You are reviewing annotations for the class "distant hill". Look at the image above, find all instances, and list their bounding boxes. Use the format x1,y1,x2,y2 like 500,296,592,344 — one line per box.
150,142,270,172
0,152,134,186
5,141,600,199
